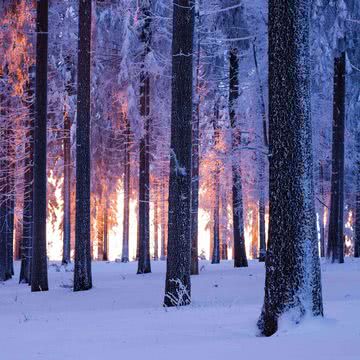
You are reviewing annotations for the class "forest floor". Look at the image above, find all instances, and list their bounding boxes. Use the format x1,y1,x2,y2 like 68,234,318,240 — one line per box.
1,259,359,360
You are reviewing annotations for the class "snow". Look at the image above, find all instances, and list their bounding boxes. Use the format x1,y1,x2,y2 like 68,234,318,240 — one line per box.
1,259,359,360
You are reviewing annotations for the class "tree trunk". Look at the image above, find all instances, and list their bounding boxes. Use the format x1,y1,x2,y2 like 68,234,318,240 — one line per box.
229,48,248,268
74,0,92,292
137,1,152,274
122,116,130,263
160,164,167,260
319,160,326,257
20,66,35,284
153,184,159,260
62,100,71,264
258,0,323,336
31,0,49,292
164,0,194,307
103,201,108,261
327,52,345,263
220,190,228,260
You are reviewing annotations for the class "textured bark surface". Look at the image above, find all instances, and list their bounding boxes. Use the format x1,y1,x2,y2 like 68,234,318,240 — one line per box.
164,0,194,307
229,49,248,268
31,0,49,292
74,0,92,292
137,1,152,274
258,0,323,336
327,53,345,264
220,190,228,260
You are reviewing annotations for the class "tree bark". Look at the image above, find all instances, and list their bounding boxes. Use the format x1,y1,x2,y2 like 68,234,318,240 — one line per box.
31,0,49,292
137,1,152,274
229,48,248,268
258,0,323,336
327,52,345,263
164,0,194,307
74,0,92,292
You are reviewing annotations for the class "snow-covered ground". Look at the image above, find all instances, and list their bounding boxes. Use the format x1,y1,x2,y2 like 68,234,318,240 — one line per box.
1,259,359,360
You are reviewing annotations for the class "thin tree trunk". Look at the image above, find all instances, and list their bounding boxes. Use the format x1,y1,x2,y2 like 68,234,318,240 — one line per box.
103,200,108,261
137,1,152,274
229,48,248,268
164,0,194,307
160,164,167,260
153,183,159,260
31,0,49,292
220,190,228,260
258,0,323,336
319,160,326,257
20,66,35,284
74,0,92,292
122,116,130,263
327,52,346,263
62,101,71,264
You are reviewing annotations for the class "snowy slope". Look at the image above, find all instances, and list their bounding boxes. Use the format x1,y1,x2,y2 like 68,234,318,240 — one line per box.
1,259,359,360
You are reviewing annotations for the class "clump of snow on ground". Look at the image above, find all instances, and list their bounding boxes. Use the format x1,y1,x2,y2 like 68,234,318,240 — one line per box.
1,259,359,359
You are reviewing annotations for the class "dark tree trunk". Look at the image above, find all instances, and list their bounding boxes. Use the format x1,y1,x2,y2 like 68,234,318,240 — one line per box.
122,116,130,263
74,0,92,292
229,48,248,268
327,52,345,264
62,100,71,264
103,201,108,261
137,1,152,274
31,0,49,292
258,0,323,337
164,0,194,307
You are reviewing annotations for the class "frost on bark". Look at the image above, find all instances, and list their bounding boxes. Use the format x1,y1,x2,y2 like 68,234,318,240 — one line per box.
121,115,131,263
229,48,248,268
258,0,323,336
74,0,92,292
211,104,221,265
327,52,345,264
20,66,35,284
137,0,152,274
31,0,49,292
164,0,194,307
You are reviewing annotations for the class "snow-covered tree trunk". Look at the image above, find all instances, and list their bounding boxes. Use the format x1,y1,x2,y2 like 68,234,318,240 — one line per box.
137,0,152,274
327,52,345,263
20,66,35,284
319,160,326,257
74,0,92,292
212,105,221,264
160,164,167,261
121,116,130,263
220,190,228,260
62,100,71,264
229,48,248,268
31,0,49,292
258,0,323,336
164,0,194,307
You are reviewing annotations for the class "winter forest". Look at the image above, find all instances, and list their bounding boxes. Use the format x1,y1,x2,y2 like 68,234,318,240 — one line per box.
0,0,359,358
